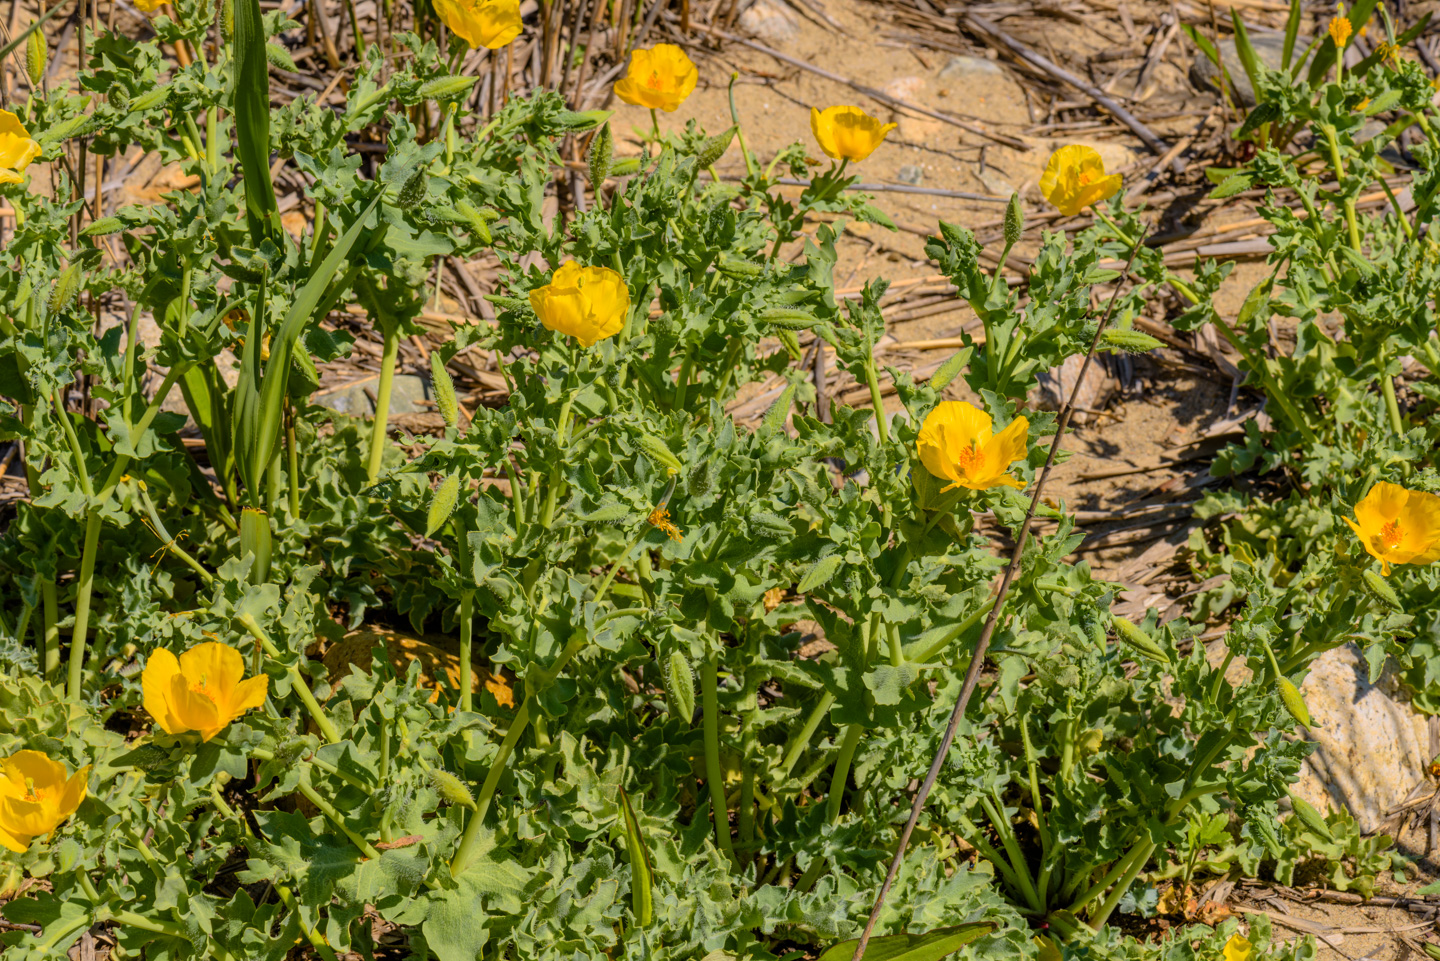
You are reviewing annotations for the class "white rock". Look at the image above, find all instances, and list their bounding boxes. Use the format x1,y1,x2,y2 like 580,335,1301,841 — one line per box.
738,0,798,45
938,55,1002,81
1292,642,1430,834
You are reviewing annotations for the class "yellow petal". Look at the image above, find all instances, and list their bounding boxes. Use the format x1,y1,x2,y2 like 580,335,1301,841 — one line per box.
985,414,1028,471
0,820,28,853
142,648,185,735
179,641,246,700
167,673,223,736
56,767,90,821
0,168,23,185
228,674,270,720
810,106,893,162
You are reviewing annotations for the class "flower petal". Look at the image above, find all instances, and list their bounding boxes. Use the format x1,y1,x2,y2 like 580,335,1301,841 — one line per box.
56,767,90,821
167,673,223,736
142,648,185,735
0,821,28,853
229,675,270,719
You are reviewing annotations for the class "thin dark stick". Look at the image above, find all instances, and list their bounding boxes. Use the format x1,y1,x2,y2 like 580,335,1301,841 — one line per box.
849,230,1148,961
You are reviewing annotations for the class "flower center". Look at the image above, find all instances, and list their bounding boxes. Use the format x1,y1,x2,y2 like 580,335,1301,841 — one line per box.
21,777,44,803
645,70,665,90
954,442,985,473
1077,170,1095,187
189,673,217,702
1380,519,1403,550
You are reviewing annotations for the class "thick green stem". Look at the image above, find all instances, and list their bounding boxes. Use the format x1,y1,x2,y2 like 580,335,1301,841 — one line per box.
41,581,58,679
1088,840,1156,930
365,325,401,484
981,792,1043,913
863,357,888,444
738,765,756,846
702,653,739,868
458,591,475,712
777,691,834,782
823,724,862,824
239,613,341,744
66,513,102,706
1380,371,1405,436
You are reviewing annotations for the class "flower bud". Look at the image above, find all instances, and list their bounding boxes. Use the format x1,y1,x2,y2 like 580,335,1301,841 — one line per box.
636,433,682,476
1101,329,1163,354
798,554,843,594
416,75,478,101
1004,191,1023,246
694,125,736,169
1362,568,1402,611
588,122,613,193
222,0,234,36
26,24,46,89
661,650,695,722
1287,790,1333,841
430,353,458,429
454,201,493,245
107,84,130,110
1112,617,1170,665
426,472,461,536
1277,676,1312,730
48,262,82,314
428,767,476,809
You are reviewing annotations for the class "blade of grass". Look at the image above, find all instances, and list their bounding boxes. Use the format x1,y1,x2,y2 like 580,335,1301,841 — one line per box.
232,0,282,244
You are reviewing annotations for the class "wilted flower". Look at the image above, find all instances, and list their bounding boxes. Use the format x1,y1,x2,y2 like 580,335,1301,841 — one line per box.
916,401,1029,492
0,110,41,185
1328,15,1353,49
613,44,698,112
1039,144,1123,216
433,0,522,49
529,261,631,348
142,641,270,741
1342,481,1440,576
0,751,89,853
809,105,896,163
1222,933,1253,961
648,506,682,541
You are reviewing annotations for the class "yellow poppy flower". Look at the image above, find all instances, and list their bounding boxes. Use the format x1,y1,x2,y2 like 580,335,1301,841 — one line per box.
0,110,41,186
1223,934,1253,961
433,0,522,50
1040,144,1123,216
613,44,698,112
133,0,166,12
916,401,1029,492
809,105,896,163
1342,482,1440,576
1328,15,1352,49
529,261,631,348
0,751,89,853
142,641,270,742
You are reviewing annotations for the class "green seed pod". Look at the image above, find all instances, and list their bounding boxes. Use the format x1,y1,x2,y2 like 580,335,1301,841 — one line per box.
222,0,234,36
1287,791,1333,841
554,108,611,131
1362,568,1402,611
687,457,714,498
426,472,461,536
1111,617,1170,665
48,262,82,314
749,512,793,538
430,353,458,429
636,433,683,476
1425,944,1440,961
717,254,764,279
610,157,641,177
34,113,94,148
107,84,130,110
397,166,428,209
694,125,737,169
588,122,613,192
759,307,821,330
81,217,123,237
1101,328,1163,354
1277,676,1312,730
662,650,696,722
264,41,298,73
798,554,843,594
454,201,493,245
1003,192,1023,246
761,382,797,434
416,75,479,101
428,767,476,809
25,24,46,89
130,85,171,112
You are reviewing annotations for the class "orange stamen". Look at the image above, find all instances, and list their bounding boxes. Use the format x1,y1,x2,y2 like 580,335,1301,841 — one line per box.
954,442,985,474
1380,520,1403,550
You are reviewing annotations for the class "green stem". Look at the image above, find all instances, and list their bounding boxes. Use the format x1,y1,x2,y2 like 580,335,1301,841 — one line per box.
672,354,693,411
702,653,739,868
863,357,888,444
1320,124,1362,251
1088,841,1156,930
365,325,400,484
981,792,1042,912
137,486,214,584
823,724,861,824
1381,370,1405,436
727,73,757,178
777,691,834,781
285,401,301,519
41,581,58,679
738,765,756,846
297,765,381,859
458,591,475,712
239,613,341,744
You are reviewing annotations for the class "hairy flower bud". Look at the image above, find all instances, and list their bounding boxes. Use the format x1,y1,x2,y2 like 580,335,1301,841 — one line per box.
1004,191,1023,246
588,122,613,193
426,472,461,536
25,25,46,89
430,353,458,429
661,650,695,722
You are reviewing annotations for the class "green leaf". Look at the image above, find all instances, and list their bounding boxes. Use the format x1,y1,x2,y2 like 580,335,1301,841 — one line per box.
618,786,654,926
231,0,281,244
816,923,996,961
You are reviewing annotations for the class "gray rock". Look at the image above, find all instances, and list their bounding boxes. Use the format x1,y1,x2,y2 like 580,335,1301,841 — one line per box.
1190,31,1311,107
1291,642,1430,834
314,373,434,418
896,164,924,186
737,0,798,45
938,55,1002,81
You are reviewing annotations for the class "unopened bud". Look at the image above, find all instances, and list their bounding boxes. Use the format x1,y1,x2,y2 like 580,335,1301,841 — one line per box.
1004,192,1023,246
661,650,695,722
588,122,613,193
1362,568,1402,611
26,24,46,89
108,84,130,110
425,472,460,536
1277,676,1312,730
430,353,457,429
427,767,476,809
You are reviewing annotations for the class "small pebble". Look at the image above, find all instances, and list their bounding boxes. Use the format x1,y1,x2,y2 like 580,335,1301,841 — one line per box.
896,165,924,186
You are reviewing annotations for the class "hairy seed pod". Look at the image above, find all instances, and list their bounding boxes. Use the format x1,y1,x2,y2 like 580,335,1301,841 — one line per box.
798,554,843,594
122,743,171,772
26,24,47,89
1362,568,1402,611
1004,192,1023,246
454,201,493,245
687,456,714,498
694,125,737,169
761,382,797,434
416,75,478,101
749,512,792,539
1287,791,1333,841
107,84,130,110
49,263,82,314
81,217,123,237
426,472,461,536
716,254,764,279
759,307,820,330
588,122,613,192
397,166,428,209
264,41,298,73
636,434,682,476
1101,329,1163,354
222,0,234,36
1277,677,1312,730
1111,617,1170,665
662,650,695,722
274,735,318,764
428,768,476,809
430,353,458,429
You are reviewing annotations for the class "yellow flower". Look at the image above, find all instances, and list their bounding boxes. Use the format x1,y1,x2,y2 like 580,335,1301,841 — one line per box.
809,105,896,163
0,110,41,185
648,506,682,542
916,401,1029,492
0,751,89,853
529,261,631,348
1040,144,1123,216
433,0,522,50
1223,933,1253,961
142,641,270,742
613,44,698,112
133,0,166,12
1342,482,1440,576
1328,15,1352,49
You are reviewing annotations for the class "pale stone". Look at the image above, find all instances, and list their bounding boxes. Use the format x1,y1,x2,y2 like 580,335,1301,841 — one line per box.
1292,643,1430,834
737,0,798,45
938,55,1002,81
884,76,944,142
314,373,433,418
